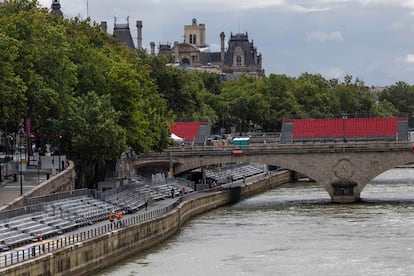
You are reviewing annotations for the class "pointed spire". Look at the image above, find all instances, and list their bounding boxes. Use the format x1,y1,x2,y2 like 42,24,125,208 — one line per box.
50,0,63,16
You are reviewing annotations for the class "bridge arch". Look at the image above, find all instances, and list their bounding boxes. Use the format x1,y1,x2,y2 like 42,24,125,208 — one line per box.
130,143,414,203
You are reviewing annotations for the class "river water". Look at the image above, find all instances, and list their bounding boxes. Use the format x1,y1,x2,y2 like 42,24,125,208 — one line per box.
97,168,414,276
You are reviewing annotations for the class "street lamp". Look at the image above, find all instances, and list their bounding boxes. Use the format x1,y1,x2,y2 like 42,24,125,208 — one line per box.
47,117,72,171
19,132,23,196
58,133,63,171
342,111,348,143
47,117,65,172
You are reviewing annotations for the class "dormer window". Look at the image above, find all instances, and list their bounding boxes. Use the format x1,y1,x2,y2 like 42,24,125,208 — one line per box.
236,56,242,66
233,46,245,67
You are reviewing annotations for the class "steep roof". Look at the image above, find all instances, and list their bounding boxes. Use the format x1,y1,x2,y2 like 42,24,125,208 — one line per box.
113,22,135,49
50,0,63,16
223,32,257,67
199,52,222,64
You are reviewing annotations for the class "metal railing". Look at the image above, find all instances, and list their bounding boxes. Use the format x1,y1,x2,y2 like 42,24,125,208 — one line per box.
133,141,412,160
26,189,92,206
0,198,182,268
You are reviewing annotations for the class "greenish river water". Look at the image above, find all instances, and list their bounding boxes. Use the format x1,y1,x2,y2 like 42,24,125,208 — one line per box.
97,168,414,276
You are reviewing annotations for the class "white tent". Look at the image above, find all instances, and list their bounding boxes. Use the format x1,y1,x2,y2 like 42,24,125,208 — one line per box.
170,133,184,142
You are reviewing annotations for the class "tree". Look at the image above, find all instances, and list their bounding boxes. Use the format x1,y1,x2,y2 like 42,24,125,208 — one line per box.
0,33,26,130
379,81,414,117
68,91,127,187
262,74,303,130
0,0,77,132
293,77,331,118
218,76,270,133
371,100,399,117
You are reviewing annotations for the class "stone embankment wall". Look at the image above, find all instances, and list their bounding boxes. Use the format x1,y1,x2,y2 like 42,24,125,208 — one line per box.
2,171,290,276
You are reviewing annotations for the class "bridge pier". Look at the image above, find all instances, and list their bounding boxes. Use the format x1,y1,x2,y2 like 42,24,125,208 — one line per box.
330,181,359,203
132,142,414,204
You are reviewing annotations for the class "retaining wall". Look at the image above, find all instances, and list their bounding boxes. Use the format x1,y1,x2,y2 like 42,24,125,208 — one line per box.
1,171,290,276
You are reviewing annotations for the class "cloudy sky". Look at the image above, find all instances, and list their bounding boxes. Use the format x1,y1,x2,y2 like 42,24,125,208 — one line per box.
38,0,414,87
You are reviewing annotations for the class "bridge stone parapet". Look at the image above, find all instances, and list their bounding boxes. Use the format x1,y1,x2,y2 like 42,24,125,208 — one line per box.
130,142,414,203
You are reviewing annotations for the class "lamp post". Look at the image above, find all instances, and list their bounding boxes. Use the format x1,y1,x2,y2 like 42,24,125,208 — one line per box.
342,111,348,143
47,117,65,172
19,133,23,196
58,133,62,171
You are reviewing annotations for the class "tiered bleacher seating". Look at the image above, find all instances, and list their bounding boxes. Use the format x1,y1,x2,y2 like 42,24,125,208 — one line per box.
0,176,194,250
281,117,408,142
206,164,265,184
104,188,146,214
48,196,120,226
37,210,77,233
0,220,33,249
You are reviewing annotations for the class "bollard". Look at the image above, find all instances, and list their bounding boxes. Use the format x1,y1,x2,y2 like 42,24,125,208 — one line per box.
46,173,50,180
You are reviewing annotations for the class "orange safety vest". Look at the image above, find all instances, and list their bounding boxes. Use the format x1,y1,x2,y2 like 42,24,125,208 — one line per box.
109,212,115,222
117,211,123,220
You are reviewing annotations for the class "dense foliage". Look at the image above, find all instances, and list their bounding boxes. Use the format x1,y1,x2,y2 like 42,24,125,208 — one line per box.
0,0,411,187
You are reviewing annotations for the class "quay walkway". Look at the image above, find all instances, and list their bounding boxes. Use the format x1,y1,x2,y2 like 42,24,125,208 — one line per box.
0,168,52,211
0,168,269,269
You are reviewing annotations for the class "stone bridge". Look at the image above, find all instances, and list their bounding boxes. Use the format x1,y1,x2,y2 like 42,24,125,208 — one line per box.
128,142,414,203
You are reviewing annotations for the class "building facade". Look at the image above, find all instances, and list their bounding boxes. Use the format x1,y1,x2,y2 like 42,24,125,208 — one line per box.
103,17,264,80
168,19,264,79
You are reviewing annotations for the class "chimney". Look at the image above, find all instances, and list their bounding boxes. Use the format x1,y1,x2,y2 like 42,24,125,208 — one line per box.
174,41,179,63
220,32,225,65
136,20,143,50
100,21,107,33
150,41,155,55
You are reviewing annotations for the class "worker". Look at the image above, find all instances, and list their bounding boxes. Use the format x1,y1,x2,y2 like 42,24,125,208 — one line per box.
116,211,124,227
109,211,115,223
117,210,123,220
144,196,149,210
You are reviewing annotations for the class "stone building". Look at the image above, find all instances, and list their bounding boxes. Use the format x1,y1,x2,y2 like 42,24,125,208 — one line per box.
168,19,264,79
221,32,263,79
103,17,263,80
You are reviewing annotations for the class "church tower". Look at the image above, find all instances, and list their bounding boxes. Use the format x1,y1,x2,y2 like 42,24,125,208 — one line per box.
184,18,207,48
50,0,63,16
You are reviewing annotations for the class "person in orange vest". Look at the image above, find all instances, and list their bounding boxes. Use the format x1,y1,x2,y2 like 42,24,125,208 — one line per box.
117,210,123,219
109,211,115,223
116,210,124,227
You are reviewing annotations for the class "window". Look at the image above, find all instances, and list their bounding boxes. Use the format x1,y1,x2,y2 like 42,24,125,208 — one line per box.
233,46,244,67
236,56,242,66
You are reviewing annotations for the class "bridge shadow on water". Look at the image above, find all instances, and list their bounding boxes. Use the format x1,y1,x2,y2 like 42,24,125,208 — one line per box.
359,197,414,205
233,180,414,210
